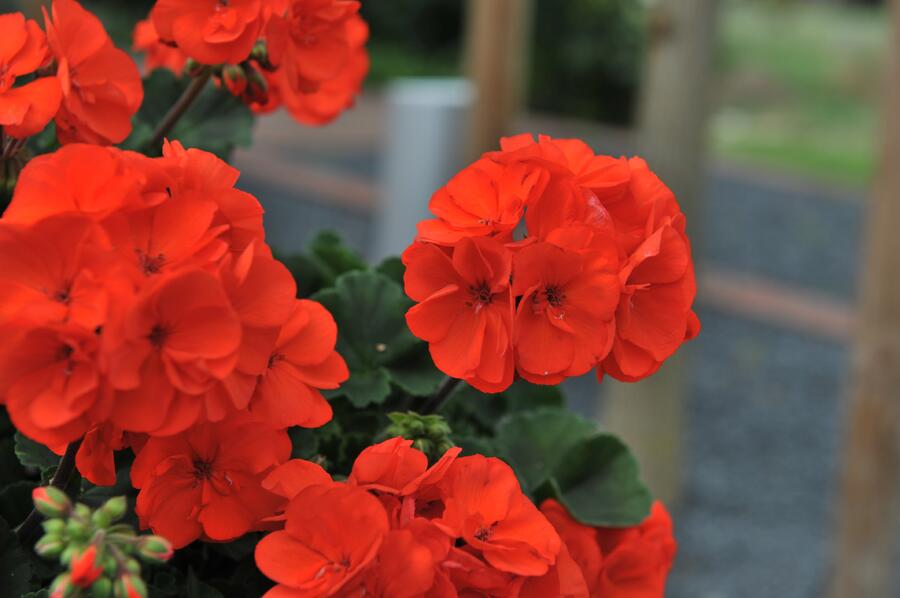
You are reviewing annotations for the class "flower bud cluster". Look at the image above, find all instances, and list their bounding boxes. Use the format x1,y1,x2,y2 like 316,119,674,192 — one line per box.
32,488,172,598
385,412,455,462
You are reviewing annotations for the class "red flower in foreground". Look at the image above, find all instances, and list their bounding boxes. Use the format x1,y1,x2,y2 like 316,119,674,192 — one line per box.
152,0,264,66
0,12,61,138
255,482,389,597
403,237,515,393
43,0,143,145
0,142,346,486
131,414,290,548
541,499,677,597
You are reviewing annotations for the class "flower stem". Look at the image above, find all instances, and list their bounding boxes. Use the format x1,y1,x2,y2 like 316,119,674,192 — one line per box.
15,438,83,544
421,377,463,414
145,68,212,154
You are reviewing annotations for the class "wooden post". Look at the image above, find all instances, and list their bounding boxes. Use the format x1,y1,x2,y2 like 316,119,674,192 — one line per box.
600,0,718,505
463,0,533,159
830,0,900,595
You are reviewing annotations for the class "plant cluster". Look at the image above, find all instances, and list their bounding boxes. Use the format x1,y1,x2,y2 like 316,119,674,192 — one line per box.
0,1,699,597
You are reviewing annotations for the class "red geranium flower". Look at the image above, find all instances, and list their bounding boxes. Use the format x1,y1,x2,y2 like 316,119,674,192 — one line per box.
403,237,515,393
416,157,541,245
250,298,348,428
0,12,61,139
512,240,619,385
4,144,149,225
435,455,561,576
105,269,242,434
254,482,389,597
152,0,264,66
348,436,461,497
44,0,143,145
131,414,290,548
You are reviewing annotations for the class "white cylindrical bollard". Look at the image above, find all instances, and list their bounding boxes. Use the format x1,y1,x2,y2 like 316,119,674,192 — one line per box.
371,78,475,261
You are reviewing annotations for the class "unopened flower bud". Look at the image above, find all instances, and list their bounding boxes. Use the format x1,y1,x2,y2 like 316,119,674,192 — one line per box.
33,487,71,518
91,576,113,598
243,68,269,105
115,574,147,598
136,535,173,564
43,518,66,535
35,533,66,558
50,573,77,598
251,40,274,70
66,518,90,542
222,64,247,97
92,508,111,529
100,497,127,523
70,544,104,588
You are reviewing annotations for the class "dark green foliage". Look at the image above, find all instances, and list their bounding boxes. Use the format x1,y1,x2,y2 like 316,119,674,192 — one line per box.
125,70,254,159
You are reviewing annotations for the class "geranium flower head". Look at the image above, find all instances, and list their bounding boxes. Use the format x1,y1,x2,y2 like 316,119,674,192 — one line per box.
131,413,290,548
43,0,143,145
0,12,61,138
403,236,515,393
349,436,461,497
152,0,265,65
541,498,677,597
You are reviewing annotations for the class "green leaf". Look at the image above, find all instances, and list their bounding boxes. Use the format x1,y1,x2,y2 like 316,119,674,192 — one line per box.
0,517,32,597
14,433,59,473
124,70,253,159
504,380,565,412
0,436,25,486
187,569,225,598
312,271,423,407
375,256,405,285
547,434,652,526
387,347,444,397
307,230,367,285
494,408,596,493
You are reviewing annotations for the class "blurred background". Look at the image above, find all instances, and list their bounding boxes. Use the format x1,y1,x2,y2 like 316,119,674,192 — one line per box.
11,0,900,595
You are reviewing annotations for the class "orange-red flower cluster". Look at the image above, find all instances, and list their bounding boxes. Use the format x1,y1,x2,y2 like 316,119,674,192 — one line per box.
541,499,677,597
0,141,348,490
134,0,368,126
403,134,700,392
0,1,142,145
254,437,676,597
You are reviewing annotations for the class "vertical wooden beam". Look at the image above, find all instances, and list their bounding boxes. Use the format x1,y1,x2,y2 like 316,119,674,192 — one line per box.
600,0,718,505
463,0,533,159
831,0,900,595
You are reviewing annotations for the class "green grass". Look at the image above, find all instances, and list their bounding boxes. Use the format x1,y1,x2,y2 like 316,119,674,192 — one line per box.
713,1,888,187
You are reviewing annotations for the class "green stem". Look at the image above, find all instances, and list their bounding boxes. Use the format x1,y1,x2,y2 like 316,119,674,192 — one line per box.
421,377,463,414
144,68,212,153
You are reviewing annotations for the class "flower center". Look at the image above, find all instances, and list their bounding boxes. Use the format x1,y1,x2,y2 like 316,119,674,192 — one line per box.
468,282,493,313
474,522,497,542
137,250,166,275
543,285,565,308
193,459,214,480
267,353,285,368
148,325,169,349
